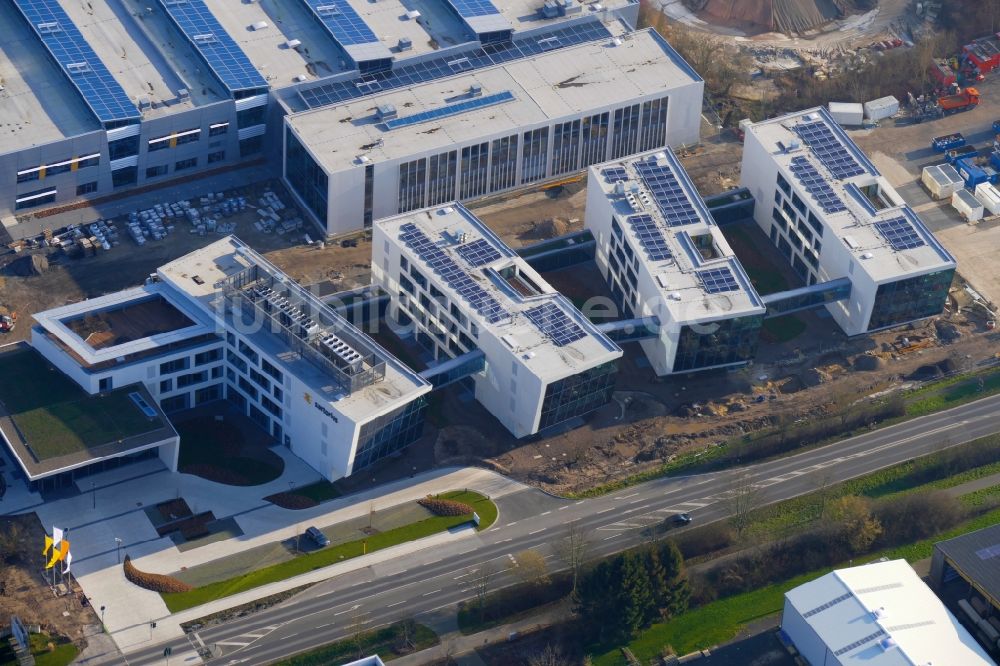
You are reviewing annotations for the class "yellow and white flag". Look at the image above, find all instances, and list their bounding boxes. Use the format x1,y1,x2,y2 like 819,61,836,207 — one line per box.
43,535,53,557
52,526,64,548
46,539,69,569
62,550,73,575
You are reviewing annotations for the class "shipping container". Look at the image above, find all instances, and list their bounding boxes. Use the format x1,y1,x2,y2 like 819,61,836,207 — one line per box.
863,96,900,121
975,182,1000,215
957,158,1000,188
828,102,864,126
921,164,964,199
946,144,977,164
953,188,984,221
932,133,966,151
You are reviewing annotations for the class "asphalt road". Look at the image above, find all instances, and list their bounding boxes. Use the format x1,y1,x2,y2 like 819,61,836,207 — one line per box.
126,391,1000,665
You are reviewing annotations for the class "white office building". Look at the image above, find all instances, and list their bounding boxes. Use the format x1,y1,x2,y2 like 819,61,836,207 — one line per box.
30,236,431,480
283,24,704,236
781,559,995,666
373,203,622,438
585,147,765,375
740,107,956,335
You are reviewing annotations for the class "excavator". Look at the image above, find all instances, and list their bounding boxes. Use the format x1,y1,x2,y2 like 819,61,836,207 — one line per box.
0,306,17,334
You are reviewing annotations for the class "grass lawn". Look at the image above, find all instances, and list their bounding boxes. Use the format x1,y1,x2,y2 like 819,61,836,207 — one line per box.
296,481,341,502
720,226,790,296
0,633,79,666
272,621,438,665
761,315,807,344
905,367,1000,417
161,491,496,612
0,348,164,460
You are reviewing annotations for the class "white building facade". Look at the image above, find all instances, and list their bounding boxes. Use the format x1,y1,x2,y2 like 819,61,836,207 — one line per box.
283,25,704,236
740,107,956,335
373,203,622,438
585,148,765,375
31,237,431,480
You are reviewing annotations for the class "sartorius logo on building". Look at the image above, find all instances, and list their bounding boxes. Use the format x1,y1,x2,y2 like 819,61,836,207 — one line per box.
305,392,338,422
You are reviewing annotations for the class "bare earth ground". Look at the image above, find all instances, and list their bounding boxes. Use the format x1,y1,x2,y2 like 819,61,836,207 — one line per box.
0,514,98,650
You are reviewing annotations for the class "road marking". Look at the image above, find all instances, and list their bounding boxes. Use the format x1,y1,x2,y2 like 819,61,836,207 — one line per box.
193,633,206,648
423,589,441,596
216,641,251,647
334,605,361,616
613,492,639,500
498,538,512,543
529,528,545,535
540,511,551,516
596,507,615,514
603,534,619,541
316,623,333,628
558,505,570,510
505,522,518,527
387,601,406,607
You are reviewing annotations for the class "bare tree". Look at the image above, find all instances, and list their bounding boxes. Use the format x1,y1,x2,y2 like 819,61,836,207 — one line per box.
511,549,549,587
527,644,571,666
724,473,763,539
554,522,590,593
472,563,495,621
349,611,369,659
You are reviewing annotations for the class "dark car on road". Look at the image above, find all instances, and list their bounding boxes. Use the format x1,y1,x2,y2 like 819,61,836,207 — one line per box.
672,513,692,526
305,526,330,547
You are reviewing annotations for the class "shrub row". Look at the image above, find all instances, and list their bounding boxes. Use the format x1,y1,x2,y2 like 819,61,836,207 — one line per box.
123,555,193,593
418,497,473,516
264,492,318,510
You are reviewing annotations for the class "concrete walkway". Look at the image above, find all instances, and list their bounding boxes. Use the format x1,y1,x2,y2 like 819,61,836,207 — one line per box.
942,471,1000,498
23,458,523,653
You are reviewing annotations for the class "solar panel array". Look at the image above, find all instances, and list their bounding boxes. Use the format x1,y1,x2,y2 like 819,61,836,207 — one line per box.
300,0,379,47
446,0,501,17
383,91,514,130
874,217,926,251
156,0,267,93
789,156,846,214
634,161,700,227
456,238,502,267
698,266,740,294
399,223,508,323
602,166,627,184
627,214,672,262
793,120,866,180
298,20,610,109
524,302,587,347
12,0,139,124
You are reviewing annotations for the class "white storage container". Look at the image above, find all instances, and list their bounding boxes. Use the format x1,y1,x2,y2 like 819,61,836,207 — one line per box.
864,96,900,121
922,164,963,199
828,102,864,126
974,182,1000,215
952,188,984,221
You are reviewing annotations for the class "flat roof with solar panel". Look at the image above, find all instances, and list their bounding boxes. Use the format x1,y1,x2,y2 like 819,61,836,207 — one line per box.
155,0,268,95
376,204,620,379
298,0,393,70
10,0,139,126
287,25,703,173
589,148,765,323
442,0,512,41
744,107,955,283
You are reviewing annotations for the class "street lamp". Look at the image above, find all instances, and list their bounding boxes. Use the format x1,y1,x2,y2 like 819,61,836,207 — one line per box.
114,538,122,564
100,605,106,632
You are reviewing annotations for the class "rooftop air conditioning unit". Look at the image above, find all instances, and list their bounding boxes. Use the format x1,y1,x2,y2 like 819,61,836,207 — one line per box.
861,251,874,259
406,9,420,19
398,37,412,51
251,21,268,30
177,88,190,100
294,74,309,82
377,103,397,120
286,39,302,49
469,83,482,97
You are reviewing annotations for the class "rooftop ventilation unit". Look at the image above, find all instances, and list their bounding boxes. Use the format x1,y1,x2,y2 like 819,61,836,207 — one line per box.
405,9,420,19
316,4,341,15
251,21,268,30
37,21,62,34
294,74,309,82
286,38,302,49
398,37,412,51
192,33,216,44
66,61,91,75
138,96,151,109
356,154,371,164
861,251,874,259
611,37,622,46
376,103,397,120
469,83,482,97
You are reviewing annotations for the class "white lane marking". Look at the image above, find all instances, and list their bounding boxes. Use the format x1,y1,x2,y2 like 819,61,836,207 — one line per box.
334,605,361,616
613,492,639,500
422,589,441,596
498,538,512,543
540,511,551,516
387,600,406,607
316,623,333,628
596,507,615,514
216,641,251,647
193,633,206,648
558,505,570,511
603,534,619,541
529,528,545,535
505,522,518,527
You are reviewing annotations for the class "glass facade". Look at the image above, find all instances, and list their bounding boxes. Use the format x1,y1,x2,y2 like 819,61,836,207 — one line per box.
638,97,669,152
427,150,457,206
673,315,763,372
286,128,329,226
397,158,427,213
521,127,549,184
867,269,954,331
363,164,375,227
489,134,518,191
460,142,489,198
580,112,609,167
538,361,617,431
551,119,581,176
611,103,641,159
352,397,428,470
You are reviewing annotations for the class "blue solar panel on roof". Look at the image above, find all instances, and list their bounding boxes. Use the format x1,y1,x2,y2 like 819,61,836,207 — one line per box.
789,156,847,214
456,239,502,267
446,0,501,18
524,302,587,347
400,223,508,323
793,120,866,180
698,267,739,294
297,21,610,110
626,214,672,262
602,167,627,184
383,91,514,130
874,217,925,251
155,0,267,93
12,0,139,124
300,0,379,47
633,161,700,227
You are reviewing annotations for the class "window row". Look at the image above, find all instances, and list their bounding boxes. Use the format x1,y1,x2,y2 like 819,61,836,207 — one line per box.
17,154,100,183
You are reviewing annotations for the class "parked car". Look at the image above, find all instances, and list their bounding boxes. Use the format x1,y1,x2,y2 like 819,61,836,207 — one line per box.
672,513,692,526
305,526,330,547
